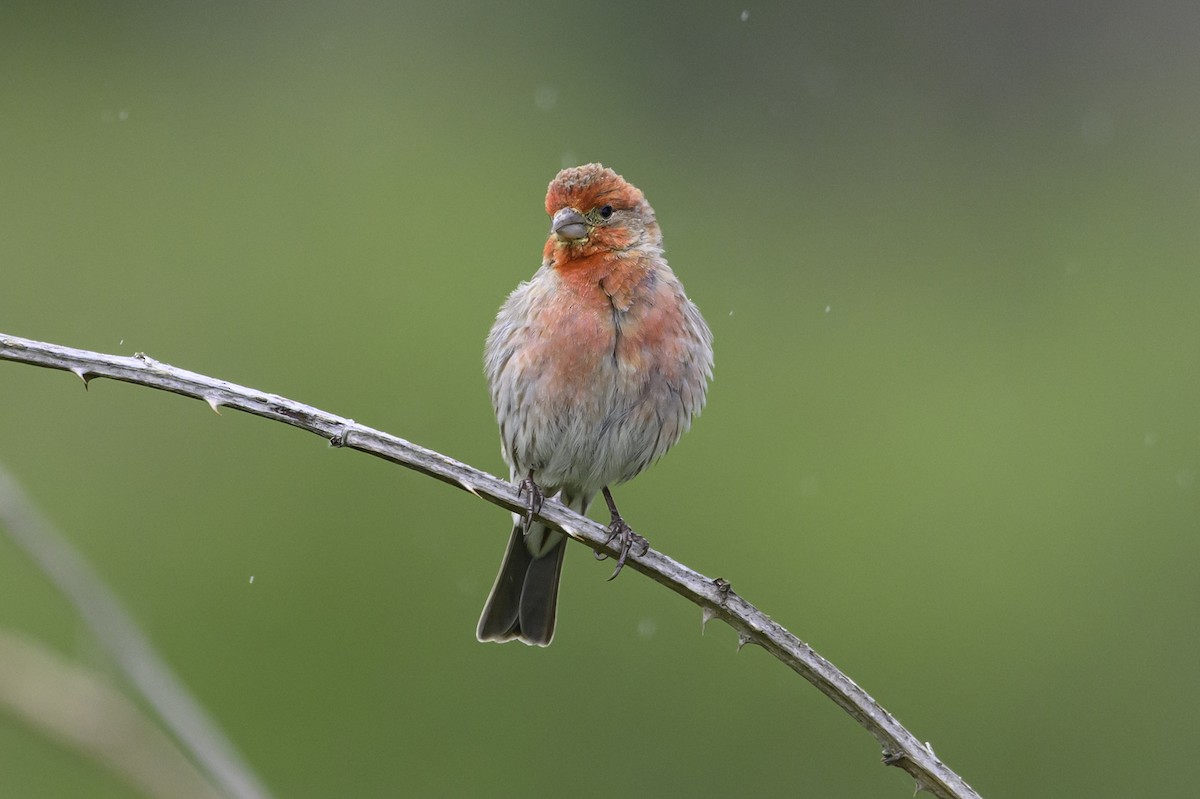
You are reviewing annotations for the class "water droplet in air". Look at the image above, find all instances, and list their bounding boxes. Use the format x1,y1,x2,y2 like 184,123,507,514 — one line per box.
534,86,558,111
637,618,657,639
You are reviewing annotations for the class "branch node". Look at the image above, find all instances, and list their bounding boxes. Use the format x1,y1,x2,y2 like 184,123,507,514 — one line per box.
712,576,732,605
329,419,357,448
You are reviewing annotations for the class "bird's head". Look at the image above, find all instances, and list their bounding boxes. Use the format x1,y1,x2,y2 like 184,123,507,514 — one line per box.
543,164,660,266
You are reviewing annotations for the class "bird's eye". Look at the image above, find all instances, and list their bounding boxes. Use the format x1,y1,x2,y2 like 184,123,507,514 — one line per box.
598,204,614,219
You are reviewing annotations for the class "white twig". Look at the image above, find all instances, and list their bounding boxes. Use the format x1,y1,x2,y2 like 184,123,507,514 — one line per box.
0,332,982,799
0,456,273,799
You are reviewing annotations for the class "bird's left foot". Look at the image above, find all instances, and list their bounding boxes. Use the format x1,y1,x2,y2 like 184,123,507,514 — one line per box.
595,513,649,581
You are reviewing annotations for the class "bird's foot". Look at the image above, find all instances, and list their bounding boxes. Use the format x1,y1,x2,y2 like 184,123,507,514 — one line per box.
515,471,544,533
595,514,649,581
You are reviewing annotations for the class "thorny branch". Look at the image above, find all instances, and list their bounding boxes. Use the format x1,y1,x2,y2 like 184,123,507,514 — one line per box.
0,332,982,799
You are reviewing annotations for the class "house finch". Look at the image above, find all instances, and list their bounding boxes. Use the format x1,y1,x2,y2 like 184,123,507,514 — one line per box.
477,163,713,646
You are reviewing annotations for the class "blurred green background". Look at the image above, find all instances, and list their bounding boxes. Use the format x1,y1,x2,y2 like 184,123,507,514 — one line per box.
2,2,1198,796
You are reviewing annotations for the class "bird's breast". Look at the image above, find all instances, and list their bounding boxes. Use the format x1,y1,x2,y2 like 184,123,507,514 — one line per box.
528,289,621,401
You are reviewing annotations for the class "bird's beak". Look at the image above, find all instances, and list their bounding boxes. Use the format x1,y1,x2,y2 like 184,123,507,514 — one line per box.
551,207,589,242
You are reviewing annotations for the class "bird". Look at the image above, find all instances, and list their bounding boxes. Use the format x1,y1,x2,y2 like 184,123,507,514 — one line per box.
477,163,713,646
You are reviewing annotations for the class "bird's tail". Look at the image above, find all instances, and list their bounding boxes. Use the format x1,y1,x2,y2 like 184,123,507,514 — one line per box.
476,493,587,646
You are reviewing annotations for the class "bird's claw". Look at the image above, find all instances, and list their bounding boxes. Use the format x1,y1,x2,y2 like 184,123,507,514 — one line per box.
515,472,544,533
595,516,648,580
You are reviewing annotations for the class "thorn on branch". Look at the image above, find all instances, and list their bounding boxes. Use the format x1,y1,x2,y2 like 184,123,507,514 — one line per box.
736,632,754,651
70,367,93,389
204,396,223,415
699,580,734,637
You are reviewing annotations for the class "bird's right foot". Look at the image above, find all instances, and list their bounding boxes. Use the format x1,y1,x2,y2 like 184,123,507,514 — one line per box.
516,470,544,533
